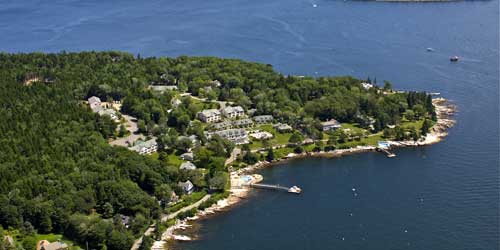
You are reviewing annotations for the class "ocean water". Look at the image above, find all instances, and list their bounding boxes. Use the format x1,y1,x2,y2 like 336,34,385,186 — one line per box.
0,0,498,249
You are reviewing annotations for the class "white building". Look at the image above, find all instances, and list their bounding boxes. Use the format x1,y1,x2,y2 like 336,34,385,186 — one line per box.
178,180,194,194
321,119,342,131
361,82,374,90
249,131,273,140
180,152,194,161
232,118,253,128
273,123,293,133
130,139,158,155
253,115,273,124
198,109,222,123
222,106,245,119
213,128,249,144
179,161,197,170
88,96,102,112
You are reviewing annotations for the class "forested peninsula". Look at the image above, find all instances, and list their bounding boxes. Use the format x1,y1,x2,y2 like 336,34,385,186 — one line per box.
0,52,437,250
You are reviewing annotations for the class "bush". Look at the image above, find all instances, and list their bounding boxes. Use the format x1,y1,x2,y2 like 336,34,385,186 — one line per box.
294,146,304,154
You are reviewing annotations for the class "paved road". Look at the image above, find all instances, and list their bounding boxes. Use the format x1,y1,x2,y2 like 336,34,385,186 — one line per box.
162,194,211,222
225,148,242,166
130,194,211,250
186,93,233,109
109,114,144,147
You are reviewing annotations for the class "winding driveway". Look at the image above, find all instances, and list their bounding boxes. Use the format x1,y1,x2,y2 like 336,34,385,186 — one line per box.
130,194,211,250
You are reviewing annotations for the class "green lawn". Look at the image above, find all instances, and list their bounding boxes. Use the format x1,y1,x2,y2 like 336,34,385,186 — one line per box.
400,119,424,130
249,124,293,150
166,191,207,214
150,150,183,167
273,147,295,159
340,123,368,134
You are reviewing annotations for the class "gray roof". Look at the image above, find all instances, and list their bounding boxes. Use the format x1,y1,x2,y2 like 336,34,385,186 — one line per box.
212,121,232,130
214,128,247,138
150,85,178,92
41,242,68,250
130,139,157,151
88,96,101,104
222,106,244,114
180,152,194,160
321,119,341,127
232,118,253,126
179,161,197,170
178,180,194,190
273,123,292,130
253,115,273,122
199,109,221,117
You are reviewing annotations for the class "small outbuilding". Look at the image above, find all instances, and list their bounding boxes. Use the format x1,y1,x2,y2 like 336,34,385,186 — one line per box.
178,180,194,194
179,161,197,171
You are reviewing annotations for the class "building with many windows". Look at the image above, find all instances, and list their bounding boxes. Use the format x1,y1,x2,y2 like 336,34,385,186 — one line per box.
129,139,158,155
198,109,222,123
221,106,244,118
321,119,342,131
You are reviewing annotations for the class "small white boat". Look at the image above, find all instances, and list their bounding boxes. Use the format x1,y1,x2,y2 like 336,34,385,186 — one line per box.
450,56,459,62
172,235,192,241
426,47,434,52
288,185,302,194
312,4,317,7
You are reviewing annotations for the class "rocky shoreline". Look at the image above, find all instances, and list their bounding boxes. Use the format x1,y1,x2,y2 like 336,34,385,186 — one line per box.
158,98,456,249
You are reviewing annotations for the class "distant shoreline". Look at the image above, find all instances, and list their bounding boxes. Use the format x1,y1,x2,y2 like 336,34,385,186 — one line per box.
355,0,464,2
159,98,456,249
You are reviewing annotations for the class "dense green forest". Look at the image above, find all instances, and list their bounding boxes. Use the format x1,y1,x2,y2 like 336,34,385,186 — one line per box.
0,52,434,249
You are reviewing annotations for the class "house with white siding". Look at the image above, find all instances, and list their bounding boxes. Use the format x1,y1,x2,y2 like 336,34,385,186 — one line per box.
213,129,249,144
253,115,273,124
198,109,222,123
221,106,245,118
321,119,342,131
129,139,158,155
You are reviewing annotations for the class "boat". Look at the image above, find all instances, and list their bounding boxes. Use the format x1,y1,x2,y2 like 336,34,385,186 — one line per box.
172,235,192,241
426,47,434,52
288,185,302,194
450,56,459,62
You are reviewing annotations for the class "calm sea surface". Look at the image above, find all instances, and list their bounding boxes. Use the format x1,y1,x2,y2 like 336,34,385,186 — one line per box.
1,0,498,249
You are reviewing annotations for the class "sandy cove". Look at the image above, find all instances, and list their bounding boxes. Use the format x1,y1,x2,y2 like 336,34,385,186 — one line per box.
156,98,456,249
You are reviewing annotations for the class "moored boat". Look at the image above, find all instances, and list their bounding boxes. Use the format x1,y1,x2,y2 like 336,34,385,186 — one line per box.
288,186,302,194
450,56,459,62
172,235,192,241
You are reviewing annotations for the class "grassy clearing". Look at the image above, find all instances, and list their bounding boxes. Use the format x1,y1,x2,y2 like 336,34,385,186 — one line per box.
400,119,424,129
150,150,183,167
166,191,207,214
249,124,292,150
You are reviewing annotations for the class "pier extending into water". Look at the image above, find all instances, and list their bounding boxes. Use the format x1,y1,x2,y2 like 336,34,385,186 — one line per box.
377,141,396,158
377,148,396,158
249,183,302,193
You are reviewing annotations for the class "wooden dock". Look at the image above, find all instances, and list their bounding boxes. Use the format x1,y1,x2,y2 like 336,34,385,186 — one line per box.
249,183,301,193
377,147,396,158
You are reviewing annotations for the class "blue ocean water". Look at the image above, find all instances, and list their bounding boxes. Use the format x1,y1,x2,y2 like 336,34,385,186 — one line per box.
1,0,498,249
